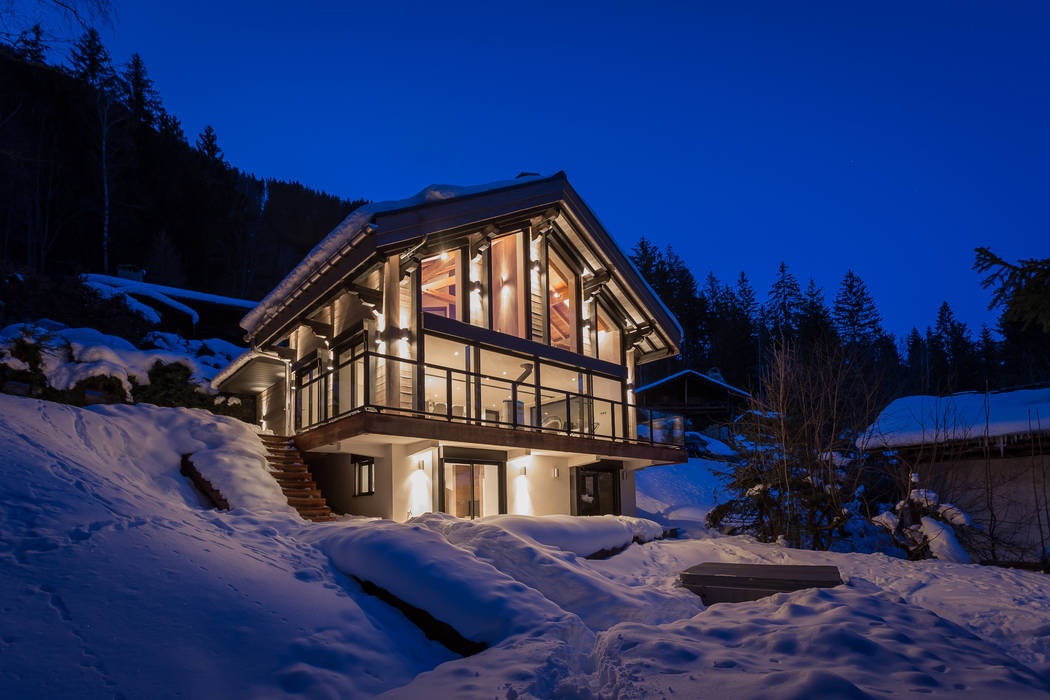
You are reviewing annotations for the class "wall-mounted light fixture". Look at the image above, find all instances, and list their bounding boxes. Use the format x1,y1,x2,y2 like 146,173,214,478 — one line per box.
531,260,541,272
418,461,425,471
552,467,560,479
520,466,527,477
470,280,483,293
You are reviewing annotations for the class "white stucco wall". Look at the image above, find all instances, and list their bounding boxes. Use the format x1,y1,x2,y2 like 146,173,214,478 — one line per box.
506,454,572,516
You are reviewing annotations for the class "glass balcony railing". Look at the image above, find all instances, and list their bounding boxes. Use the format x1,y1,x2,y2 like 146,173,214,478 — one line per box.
292,349,685,447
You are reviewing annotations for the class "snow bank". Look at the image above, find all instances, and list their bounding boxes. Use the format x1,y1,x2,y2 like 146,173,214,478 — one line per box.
864,388,1050,448
470,513,663,557
635,457,724,533
242,175,546,335
0,322,243,398
413,513,699,630
315,519,590,646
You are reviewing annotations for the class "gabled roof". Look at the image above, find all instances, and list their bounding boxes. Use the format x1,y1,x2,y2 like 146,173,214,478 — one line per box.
634,369,751,398
241,172,684,355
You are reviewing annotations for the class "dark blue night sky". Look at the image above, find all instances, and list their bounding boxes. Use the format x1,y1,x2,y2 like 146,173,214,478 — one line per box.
98,0,1049,337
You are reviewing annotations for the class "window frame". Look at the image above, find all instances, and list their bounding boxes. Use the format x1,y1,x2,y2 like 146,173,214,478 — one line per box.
353,456,375,496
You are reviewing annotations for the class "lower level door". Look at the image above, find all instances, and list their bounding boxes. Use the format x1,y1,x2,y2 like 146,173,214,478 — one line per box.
443,462,501,519
576,468,619,516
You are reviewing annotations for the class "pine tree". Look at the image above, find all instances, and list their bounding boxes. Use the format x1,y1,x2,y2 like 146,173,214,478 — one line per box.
68,28,116,89
798,278,837,351
630,237,661,281
736,271,758,324
156,108,186,142
904,327,928,393
832,270,882,346
977,324,999,388
14,23,48,64
196,125,225,164
766,262,803,338
934,301,978,391
121,53,161,126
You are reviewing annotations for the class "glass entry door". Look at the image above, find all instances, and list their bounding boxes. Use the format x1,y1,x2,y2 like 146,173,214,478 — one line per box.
575,467,619,516
442,462,502,519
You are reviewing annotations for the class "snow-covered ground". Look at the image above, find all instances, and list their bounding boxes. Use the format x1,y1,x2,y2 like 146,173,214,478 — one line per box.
2,394,1049,698
0,321,243,398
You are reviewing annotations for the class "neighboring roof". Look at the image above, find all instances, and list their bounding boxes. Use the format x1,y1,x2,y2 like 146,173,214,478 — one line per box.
211,350,287,394
861,388,1050,449
240,172,684,355
635,369,751,398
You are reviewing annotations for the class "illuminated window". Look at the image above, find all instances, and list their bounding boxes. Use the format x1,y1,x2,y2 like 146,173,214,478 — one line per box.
548,249,577,352
491,233,524,336
596,304,621,363
421,251,458,320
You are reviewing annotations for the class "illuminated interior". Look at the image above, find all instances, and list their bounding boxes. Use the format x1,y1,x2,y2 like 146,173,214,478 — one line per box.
443,462,500,518
596,304,621,363
421,251,458,320
547,249,577,351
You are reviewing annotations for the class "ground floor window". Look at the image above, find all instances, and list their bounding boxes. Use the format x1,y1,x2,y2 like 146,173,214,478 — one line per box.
353,457,375,496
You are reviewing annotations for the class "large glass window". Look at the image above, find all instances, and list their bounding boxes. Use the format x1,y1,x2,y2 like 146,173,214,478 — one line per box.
596,304,622,364
548,249,577,352
424,334,471,418
491,233,524,336
480,348,535,426
421,251,458,320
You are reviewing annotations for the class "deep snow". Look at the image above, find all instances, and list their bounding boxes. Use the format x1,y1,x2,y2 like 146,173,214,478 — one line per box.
2,394,1050,698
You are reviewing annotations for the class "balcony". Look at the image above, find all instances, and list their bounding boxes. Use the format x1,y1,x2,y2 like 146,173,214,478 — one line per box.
293,349,685,448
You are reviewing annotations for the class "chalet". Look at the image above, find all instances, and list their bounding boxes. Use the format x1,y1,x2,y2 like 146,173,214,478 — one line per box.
864,387,1050,561
214,173,687,521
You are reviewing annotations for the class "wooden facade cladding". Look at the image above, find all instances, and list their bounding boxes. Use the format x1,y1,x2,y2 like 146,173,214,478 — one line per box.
292,410,687,464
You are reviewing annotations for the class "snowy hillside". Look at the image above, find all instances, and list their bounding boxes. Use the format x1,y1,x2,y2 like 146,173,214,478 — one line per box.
0,320,243,399
2,394,1050,697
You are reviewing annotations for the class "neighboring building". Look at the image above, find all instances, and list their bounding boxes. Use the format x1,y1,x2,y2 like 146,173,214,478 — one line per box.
215,173,687,521
635,368,749,431
864,387,1050,561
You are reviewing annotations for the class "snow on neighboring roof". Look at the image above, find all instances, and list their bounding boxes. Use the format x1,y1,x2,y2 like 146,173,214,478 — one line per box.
862,388,1050,449
83,274,257,327
241,174,548,336
634,369,750,398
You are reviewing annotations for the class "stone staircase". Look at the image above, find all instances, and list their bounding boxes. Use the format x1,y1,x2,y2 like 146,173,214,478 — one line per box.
259,435,336,522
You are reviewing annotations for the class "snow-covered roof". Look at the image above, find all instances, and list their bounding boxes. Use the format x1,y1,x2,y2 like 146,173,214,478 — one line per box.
861,388,1050,449
240,175,547,336
239,173,684,358
635,369,750,398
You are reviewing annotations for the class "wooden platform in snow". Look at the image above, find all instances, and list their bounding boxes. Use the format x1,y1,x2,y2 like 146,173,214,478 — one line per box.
680,562,843,605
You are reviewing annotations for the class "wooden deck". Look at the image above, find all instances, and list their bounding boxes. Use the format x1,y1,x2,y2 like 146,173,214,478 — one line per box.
680,562,843,605
294,410,686,464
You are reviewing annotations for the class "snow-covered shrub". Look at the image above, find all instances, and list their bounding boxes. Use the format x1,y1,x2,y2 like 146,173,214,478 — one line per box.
870,478,977,563
0,321,251,419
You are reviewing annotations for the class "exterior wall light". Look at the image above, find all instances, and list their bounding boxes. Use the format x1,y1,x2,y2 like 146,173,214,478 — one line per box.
520,466,527,477
552,467,560,479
